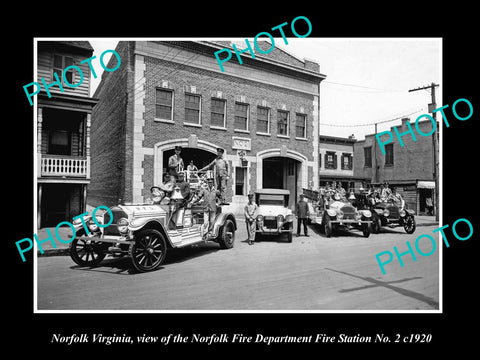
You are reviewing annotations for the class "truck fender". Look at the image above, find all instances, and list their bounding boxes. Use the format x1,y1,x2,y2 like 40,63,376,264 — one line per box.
211,212,237,238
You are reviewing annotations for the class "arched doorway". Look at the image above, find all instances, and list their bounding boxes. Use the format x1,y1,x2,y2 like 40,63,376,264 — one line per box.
262,156,301,209
163,147,216,175
257,148,308,210
153,138,220,186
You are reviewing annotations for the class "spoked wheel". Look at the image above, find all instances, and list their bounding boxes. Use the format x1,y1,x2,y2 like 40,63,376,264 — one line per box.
129,229,167,272
70,234,106,267
404,215,416,234
218,219,235,249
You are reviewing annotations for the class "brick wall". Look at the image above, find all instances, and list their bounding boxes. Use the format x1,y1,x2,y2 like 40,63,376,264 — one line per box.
89,42,132,207
353,118,436,182
91,41,321,207
139,56,316,202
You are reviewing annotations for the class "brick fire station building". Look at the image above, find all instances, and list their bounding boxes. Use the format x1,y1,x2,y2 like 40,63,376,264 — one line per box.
89,41,326,212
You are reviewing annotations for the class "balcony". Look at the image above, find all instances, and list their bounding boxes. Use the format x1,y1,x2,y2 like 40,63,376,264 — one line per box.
39,155,89,178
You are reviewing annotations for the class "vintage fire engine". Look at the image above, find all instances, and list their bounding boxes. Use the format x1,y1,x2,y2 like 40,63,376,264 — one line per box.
69,171,236,272
303,188,372,238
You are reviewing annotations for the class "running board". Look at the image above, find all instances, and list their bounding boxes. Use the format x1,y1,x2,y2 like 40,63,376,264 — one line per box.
168,228,204,248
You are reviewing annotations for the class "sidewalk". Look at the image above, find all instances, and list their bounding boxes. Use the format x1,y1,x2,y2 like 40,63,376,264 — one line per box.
35,215,439,257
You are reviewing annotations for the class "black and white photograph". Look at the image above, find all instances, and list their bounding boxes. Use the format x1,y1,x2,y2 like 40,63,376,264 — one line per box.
33,38,442,312
7,7,478,355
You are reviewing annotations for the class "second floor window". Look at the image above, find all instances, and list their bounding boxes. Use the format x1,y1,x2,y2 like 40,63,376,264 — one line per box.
257,106,270,134
341,153,353,170
185,93,201,124
211,98,226,128
296,113,307,138
325,152,337,169
155,88,173,120
364,146,372,167
277,110,289,136
385,144,394,166
53,54,75,86
234,102,249,131
48,129,71,155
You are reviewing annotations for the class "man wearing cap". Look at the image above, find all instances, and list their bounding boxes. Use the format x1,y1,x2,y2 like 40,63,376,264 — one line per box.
380,182,392,202
168,146,184,179
200,147,230,205
244,192,258,245
295,194,310,237
175,172,191,205
194,178,221,235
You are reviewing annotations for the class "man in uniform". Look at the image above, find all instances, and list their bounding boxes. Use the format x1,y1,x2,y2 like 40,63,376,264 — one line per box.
168,146,184,179
194,178,220,235
244,192,258,245
200,147,230,205
381,182,392,201
175,172,191,205
295,194,310,237
390,187,405,208
336,182,346,200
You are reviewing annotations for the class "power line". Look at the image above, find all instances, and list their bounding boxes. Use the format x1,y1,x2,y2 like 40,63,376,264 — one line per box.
321,109,425,127
322,80,404,93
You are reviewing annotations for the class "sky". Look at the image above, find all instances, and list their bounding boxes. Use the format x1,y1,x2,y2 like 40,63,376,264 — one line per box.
88,38,441,140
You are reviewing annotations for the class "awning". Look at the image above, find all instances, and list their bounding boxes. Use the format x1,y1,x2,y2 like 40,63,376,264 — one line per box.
417,180,435,189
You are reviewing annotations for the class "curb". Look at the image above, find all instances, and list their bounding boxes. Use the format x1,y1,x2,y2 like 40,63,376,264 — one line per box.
38,248,70,257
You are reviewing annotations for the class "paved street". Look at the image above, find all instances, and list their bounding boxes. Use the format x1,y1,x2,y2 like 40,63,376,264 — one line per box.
36,221,440,311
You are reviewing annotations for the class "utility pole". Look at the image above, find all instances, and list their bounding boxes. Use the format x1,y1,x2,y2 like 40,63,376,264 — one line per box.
409,83,440,221
373,123,378,184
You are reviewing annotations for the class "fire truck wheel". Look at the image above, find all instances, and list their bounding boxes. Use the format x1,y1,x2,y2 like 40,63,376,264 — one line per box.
218,219,235,249
129,229,166,272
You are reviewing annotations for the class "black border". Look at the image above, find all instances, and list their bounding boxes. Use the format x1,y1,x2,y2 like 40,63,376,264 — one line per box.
7,6,478,355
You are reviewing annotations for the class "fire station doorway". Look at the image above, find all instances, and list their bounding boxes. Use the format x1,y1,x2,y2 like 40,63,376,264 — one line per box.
162,147,217,175
262,156,301,210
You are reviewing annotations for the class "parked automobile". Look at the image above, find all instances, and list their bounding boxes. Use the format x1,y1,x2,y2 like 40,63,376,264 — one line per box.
370,201,416,234
348,191,416,234
303,188,372,238
69,182,237,273
254,189,294,242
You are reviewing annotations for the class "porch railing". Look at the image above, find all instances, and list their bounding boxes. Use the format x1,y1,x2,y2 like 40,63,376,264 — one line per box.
40,156,88,177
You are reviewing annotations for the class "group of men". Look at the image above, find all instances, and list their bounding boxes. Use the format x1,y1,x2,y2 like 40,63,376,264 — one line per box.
150,146,230,237
362,182,405,208
167,146,230,206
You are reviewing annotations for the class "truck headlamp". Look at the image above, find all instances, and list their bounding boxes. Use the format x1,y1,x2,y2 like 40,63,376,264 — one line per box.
117,218,129,234
87,218,99,232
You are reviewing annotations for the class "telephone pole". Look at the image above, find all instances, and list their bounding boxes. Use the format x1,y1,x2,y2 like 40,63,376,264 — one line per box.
409,83,439,221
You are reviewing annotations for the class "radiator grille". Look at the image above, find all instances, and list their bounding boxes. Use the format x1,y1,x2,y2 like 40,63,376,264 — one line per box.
387,205,399,219
341,206,356,219
263,218,278,229
103,208,128,235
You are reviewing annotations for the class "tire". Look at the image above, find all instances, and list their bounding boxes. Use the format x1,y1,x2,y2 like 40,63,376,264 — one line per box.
404,215,416,234
362,223,370,238
129,229,167,272
324,215,333,238
69,231,106,267
371,213,381,234
218,219,235,249
287,231,293,243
